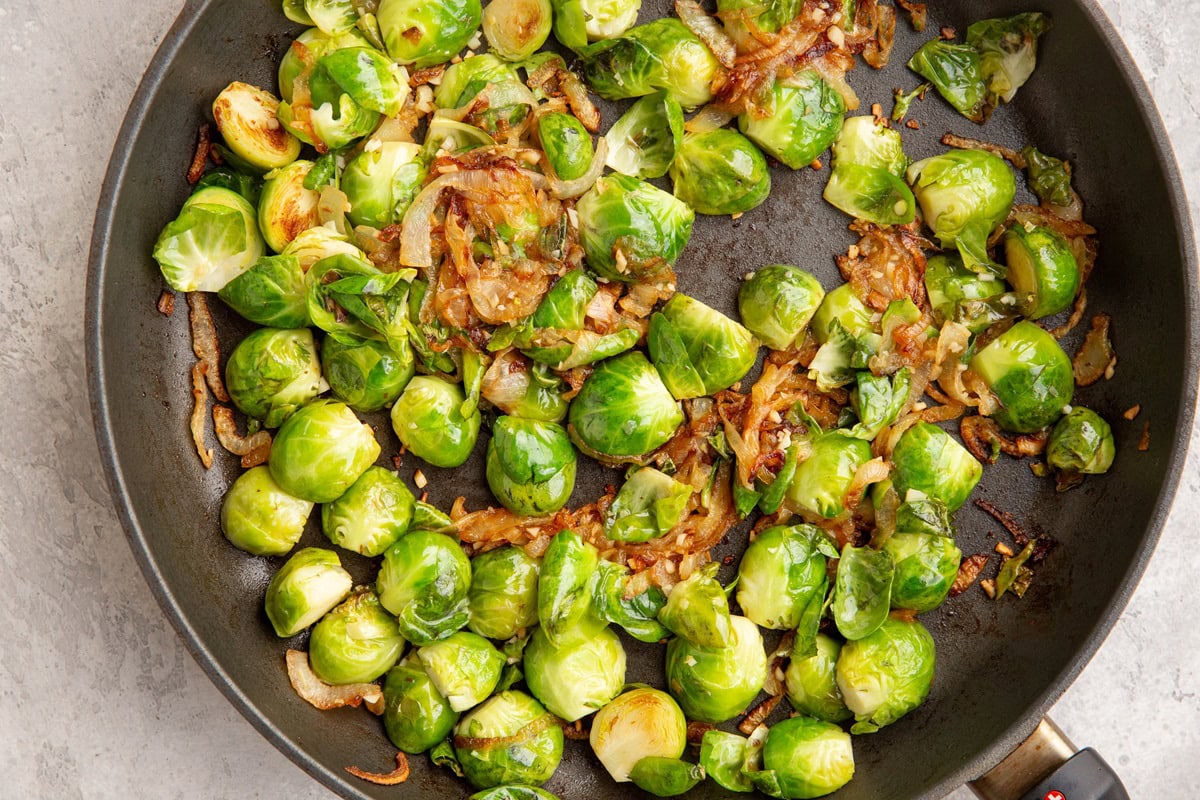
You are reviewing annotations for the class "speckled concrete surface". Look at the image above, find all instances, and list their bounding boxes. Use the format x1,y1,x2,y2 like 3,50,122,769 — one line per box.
0,0,1196,797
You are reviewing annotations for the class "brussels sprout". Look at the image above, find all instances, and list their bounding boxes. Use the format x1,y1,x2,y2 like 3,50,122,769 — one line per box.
482,353,570,423
657,564,734,648
340,142,426,229
665,614,766,724
739,71,846,170
1022,145,1073,208
537,530,603,647
568,352,683,459
810,283,874,344
1004,224,1081,319
418,631,506,711
211,82,301,172
907,39,986,122
894,496,953,537
301,0,358,34
786,431,873,519
220,466,314,556
308,46,407,119
218,254,308,327
483,0,552,59
755,717,855,799
737,524,832,630
648,294,758,399
383,655,461,753
322,334,414,413
590,688,687,782
885,533,962,613
423,118,498,159
806,317,865,392
907,149,1016,274
486,417,577,515
377,531,472,644
195,167,263,205
670,129,771,216
264,547,354,637
531,269,597,331
306,254,414,351
455,691,564,789
591,560,669,642
969,320,1074,432
605,91,685,180
153,186,265,292
836,617,935,733
435,54,520,108
390,376,482,468
469,788,560,800
832,544,893,641
785,633,852,723
308,588,405,684
257,160,322,253
278,27,371,105
580,19,720,109
967,13,1053,106
281,225,366,272
320,466,415,556
225,328,323,428
823,116,915,225
552,0,641,46
467,546,541,640
537,113,596,182
576,174,694,282
716,0,800,43
830,115,908,175
629,757,705,797
924,253,1007,332
379,0,482,67
699,730,753,793
844,368,909,441
891,422,982,511
738,265,826,351
411,500,455,532
524,624,627,721
604,467,691,542
269,399,380,503
1047,407,1115,476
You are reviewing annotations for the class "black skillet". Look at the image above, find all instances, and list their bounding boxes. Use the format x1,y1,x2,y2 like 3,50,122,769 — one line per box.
86,0,1199,798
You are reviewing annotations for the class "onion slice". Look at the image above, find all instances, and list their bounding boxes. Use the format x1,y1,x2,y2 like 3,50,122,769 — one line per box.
285,649,384,714
212,406,272,467
1072,312,1115,386
345,753,410,786
190,363,213,470
545,137,608,198
187,293,228,402
676,0,737,68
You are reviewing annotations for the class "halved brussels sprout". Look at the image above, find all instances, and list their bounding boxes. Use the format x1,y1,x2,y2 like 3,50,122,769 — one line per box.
716,0,799,42
580,19,720,109
739,71,846,170
218,254,308,328
576,174,694,282
531,269,597,331
648,293,758,399
300,0,358,34
657,564,734,648
264,547,353,637
590,687,687,782
153,186,265,292
377,531,472,644
322,334,415,413
225,327,323,428
907,39,986,122
591,560,669,642
1004,223,1080,319
830,115,908,176
699,730,753,793
1047,407,1115,476
309,588,405,684
810,282,874,344
258,160,322,253
281,225,366,272
221,466,314,556
739,265,826,351
379,0,483,67
629,757,705,797
785,633,852,723
786,431,873,519
212,82,301,171
537,112,596,182
665,614,767,724
483,0,552,60
486,417,577,515
891,422,982,511
967,13,1053,106
467,546,541,640
605,91,684,180
969,320,1074,432
278,27,371,105
670,129,771,216
524,624,627,721
757,716,855,799
435,54,520,108
604,467,691,542
823,116,915,225
537,530,603,647
383,655,460,753
391,376,483,468
418,631,506,711
885,533,962,612
455,690,564,789
269,399,381,503
469,787,560,800
321,466,415,556
836,617,935,734
737,524,832,630
924,253,1007,332
341,142,426,229
568,352,684,459
832,544,894,641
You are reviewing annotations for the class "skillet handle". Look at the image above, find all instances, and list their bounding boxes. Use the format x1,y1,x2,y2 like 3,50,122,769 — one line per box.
968,717,1131,800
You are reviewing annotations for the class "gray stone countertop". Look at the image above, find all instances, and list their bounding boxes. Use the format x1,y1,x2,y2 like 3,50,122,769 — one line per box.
1,0,1197,797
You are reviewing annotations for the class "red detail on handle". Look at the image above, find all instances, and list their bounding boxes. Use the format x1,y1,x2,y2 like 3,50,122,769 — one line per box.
1045,792,1066,800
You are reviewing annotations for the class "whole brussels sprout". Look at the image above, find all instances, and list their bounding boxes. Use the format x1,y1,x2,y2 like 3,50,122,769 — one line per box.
785,633,852,723
604,91,684,180
524,624,627,721
552,0,641,47
924,253,1007,332
648,294,758,399
969,320,1074,432
1047,407,1116,475
309,588,406,684
225,328,323,428
908,39,986,122
281,225,366,273
786,431,873,519
377,531,472,644
590,687,687,782
391,376,483,468
810,282,874,343
1004,223,1081,319
264,547,353,637
669,129,771,216
576,174,694,282
483,0,552,60
665,615,767,724
212,82,301,171
737,524,833,631
269,399,381,503
657,565,734,649
341,142,427,229
823,116,915,225
832,544,894,641
258,160,322,253
454,690,564,789
568,352,683,460
467,546,541,640
891,422,983,511
418,631,505,711
580,19,720,109
885,533,962,612
757,716,855,799
530,269,597,331
629,757,705,797
738,265,826,351
382,655,460,753
486,417,577,515
220,466,313,557
379,0,483,67
836,617,935,734
295,0,358,34
218,254,309,328
435,54,520,107
738,71,846,170
321,466,415,556
537,530,603,647
322,334,415,413
604,467,691,543
538,112,596,182
153,185,264,292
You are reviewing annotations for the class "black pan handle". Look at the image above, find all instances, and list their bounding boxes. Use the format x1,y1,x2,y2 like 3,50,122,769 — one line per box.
969,718,1130,800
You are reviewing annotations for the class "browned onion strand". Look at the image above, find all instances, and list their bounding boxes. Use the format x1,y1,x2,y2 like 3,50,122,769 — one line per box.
285,649,384,714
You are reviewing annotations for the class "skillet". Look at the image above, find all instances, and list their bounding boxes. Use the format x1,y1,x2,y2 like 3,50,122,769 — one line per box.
86,0,1199,797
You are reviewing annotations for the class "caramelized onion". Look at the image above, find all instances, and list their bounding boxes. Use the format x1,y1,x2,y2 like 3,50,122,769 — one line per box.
187,292,228,402
676,0,738,68
285,649,384,714
190,362,213,470
212,405,272,467
346,753,410,786
1072,312,1115,386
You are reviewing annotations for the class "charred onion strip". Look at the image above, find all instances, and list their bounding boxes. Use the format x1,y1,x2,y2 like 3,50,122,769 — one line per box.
453,713,560,751
738,693,783,735
157,290,175,317
895,0,927,32
941,133,1025,169
677,0,738,68
1048,285,1087,339
526,60,600,132
949,553,990,597
838,221,931,313
186,123,212,185
190,363,213,469
1138,421,1150,452
187,292,229,402
345,753,410,786
1072,312,1115,386
285,649,384,714
960,415,1048,464
212,406,272,468
687,721,717,744
842,458,891,516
